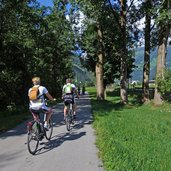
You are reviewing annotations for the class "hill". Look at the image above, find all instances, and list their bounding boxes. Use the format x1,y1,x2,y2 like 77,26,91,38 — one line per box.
72,56,94,84
131,45,171,81
72,45,171,83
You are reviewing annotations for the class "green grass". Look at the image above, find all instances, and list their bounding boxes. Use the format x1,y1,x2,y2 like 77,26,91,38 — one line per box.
0,100,59,133
0,107,31,133
87,87,171,171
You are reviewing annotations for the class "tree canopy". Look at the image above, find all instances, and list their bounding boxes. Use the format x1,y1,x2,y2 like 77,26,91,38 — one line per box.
1,0,171,109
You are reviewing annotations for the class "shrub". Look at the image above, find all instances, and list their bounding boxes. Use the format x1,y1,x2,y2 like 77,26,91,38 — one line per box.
157,69,171,100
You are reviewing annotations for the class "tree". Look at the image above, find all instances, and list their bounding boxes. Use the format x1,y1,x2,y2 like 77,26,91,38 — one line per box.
96,22,105,100
142,0,152,103
0,0,40,107
76,0,137,102
72,0,106,100
119,0,128,104
0,0,76,109
108,0,137,104
154,0,171,105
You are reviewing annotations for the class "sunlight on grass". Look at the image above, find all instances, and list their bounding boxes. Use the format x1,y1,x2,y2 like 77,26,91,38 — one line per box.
87,87,171,171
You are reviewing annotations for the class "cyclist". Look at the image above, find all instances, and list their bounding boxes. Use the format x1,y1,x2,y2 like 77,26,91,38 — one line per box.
62,78,78,121
28,77,56,130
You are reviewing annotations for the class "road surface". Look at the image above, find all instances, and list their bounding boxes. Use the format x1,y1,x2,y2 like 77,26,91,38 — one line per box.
0,94,104,171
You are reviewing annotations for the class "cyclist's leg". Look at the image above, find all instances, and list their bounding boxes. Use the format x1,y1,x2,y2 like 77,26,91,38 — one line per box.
42,106,52,126
30,109,40,121
64,101,69,121
63,96,72,120
72,97,77,118
29,109,42,137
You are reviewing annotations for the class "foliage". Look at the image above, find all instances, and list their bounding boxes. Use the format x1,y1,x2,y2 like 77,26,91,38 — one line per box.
157,69,171,99
77,0,136,87
0,105,30,133
0,0,75,110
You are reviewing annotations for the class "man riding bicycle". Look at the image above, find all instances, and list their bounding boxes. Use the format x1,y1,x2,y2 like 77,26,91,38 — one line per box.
28,77,56,130
62,78,78,121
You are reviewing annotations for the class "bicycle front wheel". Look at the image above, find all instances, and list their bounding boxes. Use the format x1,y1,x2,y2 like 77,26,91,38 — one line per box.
27,130,39,155
45,117,53,140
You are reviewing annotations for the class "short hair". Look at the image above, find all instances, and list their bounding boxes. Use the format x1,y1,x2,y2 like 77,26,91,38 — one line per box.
32,77,40,85
66,78,72,83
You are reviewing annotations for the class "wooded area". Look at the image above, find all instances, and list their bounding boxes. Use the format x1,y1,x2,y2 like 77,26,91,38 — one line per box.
1,0,75,109
1,0,171,111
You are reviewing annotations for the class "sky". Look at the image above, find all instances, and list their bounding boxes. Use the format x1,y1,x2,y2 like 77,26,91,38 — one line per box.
37,0,53,7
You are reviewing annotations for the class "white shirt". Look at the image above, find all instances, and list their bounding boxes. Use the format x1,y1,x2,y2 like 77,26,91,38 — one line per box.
28,85,48,110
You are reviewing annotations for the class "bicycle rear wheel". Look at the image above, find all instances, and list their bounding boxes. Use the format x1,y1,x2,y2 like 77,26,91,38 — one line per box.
27,122,39,155
45,117,53,140
66,114,71,131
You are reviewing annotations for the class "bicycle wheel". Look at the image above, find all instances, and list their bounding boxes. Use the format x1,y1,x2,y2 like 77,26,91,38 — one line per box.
66,115,71,131
27,122,39,155
66,109,73,131
45,117,53,140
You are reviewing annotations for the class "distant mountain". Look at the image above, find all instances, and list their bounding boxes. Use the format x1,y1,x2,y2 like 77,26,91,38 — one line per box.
73,45,171,83
131,45,171,81
72,56,94,84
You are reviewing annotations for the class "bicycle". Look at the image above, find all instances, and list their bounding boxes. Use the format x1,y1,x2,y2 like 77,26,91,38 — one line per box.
65,102,74,131
27,109,53,155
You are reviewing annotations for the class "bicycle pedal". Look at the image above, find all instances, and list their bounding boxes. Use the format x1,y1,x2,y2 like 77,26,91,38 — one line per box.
32,136,39,141
38,135,44,140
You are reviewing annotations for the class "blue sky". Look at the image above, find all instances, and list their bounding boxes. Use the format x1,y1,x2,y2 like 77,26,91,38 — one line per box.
37,0,53,7
36,0,71,12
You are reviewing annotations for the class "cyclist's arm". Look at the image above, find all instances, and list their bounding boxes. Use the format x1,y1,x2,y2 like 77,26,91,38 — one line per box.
45,92,56,101
74,88,78,95
74,88,79,98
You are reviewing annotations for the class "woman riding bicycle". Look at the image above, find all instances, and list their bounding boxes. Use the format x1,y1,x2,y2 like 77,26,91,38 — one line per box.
28,77,56,130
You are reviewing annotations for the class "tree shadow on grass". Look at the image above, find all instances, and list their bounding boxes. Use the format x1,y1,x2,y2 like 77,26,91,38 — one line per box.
89,88,145,117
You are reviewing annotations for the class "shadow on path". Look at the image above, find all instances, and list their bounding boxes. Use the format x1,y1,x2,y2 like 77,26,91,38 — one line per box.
35,131,86,155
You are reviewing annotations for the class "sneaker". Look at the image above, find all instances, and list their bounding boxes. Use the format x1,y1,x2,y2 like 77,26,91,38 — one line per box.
44,123,49,131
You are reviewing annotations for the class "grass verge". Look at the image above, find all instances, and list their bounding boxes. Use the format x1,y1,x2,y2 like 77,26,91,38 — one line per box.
88,87,171,171
0,107,30,133
0,100,59,134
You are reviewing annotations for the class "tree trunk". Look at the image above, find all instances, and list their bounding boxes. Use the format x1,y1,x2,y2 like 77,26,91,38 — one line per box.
142,0,152,103
154,25,170,105
120,0,128,104
96,22,105,100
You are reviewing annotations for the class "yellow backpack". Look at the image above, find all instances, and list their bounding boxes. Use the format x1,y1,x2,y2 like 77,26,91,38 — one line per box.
29,86,40,101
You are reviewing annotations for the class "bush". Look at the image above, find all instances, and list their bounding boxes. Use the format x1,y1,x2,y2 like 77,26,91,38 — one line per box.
157,69,171,100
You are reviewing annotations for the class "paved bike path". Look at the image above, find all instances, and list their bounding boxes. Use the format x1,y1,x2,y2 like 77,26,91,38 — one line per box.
0,93,104,171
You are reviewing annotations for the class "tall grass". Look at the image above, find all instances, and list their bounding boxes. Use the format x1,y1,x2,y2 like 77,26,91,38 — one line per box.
88,87,171,171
